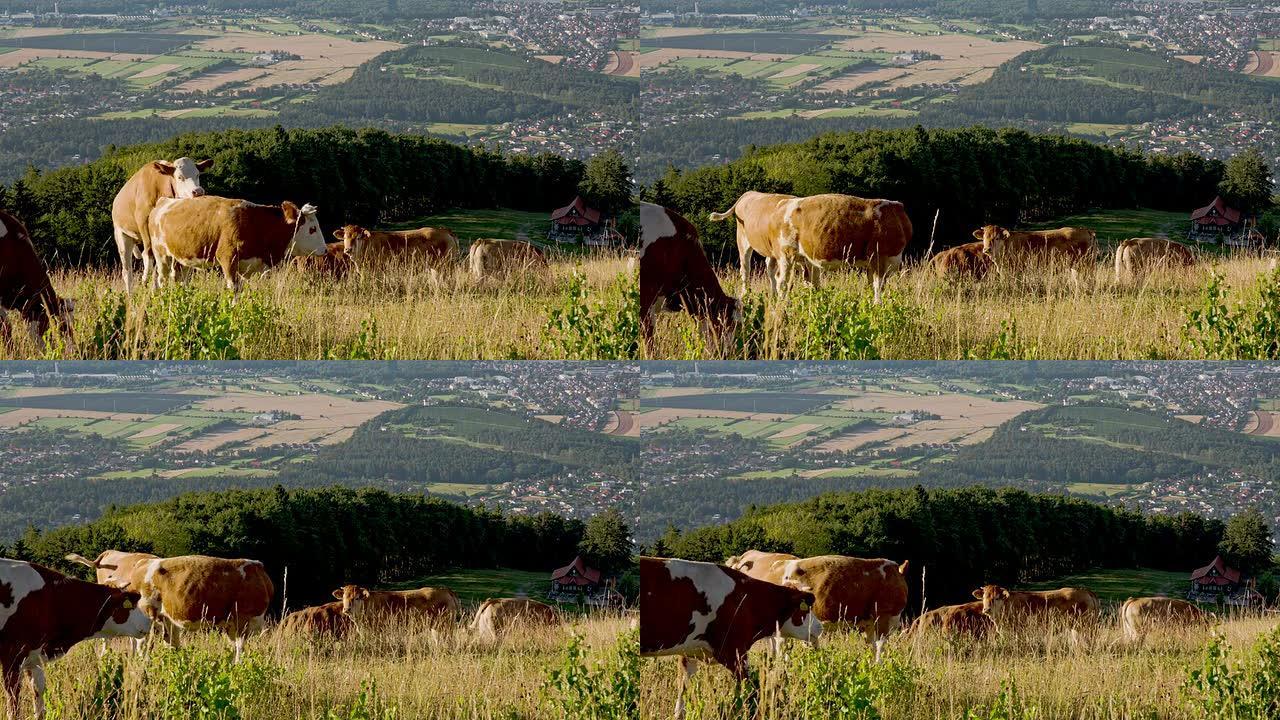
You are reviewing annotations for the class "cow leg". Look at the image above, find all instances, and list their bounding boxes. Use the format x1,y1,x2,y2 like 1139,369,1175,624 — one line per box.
23,658,45,720
674,657,698,720
774,253,793,299
114,226,137,293
737,236,753,296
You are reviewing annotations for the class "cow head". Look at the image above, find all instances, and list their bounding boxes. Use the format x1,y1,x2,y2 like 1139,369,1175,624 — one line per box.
152,157,213,199
282,202,327,257
972,225,1011,258
333,225,373,257
92,589,153,640
972,584,1012,615
779,587,822,645
780,559,812,593
333,584,372,616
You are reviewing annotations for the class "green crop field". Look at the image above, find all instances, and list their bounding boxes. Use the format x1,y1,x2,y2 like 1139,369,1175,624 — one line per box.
641,32,835,55
0,391,195,414
641,392,836,414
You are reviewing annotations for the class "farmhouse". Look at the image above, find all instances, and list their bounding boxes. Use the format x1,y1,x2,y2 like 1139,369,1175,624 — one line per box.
549,195,619,246
1189,195,1257,245
1188,555,1262,606
549,554,624,607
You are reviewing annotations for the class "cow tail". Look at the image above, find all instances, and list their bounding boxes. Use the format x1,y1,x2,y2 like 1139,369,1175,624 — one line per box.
65,553,98,569
898,560,910,575
708,199,739,222
1114,243,1125,281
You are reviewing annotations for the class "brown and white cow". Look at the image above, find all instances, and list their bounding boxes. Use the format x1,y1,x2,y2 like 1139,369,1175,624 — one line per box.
467,238,548,280
1,558,152,719
334,224,458,281
332,584,461,626
292,243,353,280
469,597,559,642
779,555,909,660
640,203,739,352
138,555,274,660
974,225,1097,274
724,550,799,585
640,557,820,720
65,551,159,590
1114,237,1196,283
972,585,1100,626
278,602,352,639
1120,596,1207,642
112,157,212,292
0,211,74,351
709,190,912,303
931,241,993,281
910,601,995,639
148,196,327,291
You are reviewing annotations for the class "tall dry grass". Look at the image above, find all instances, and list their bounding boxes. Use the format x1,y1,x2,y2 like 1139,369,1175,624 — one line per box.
35,611,633,720
0,250,636,360
640,611,1277,720
644,253,1280,360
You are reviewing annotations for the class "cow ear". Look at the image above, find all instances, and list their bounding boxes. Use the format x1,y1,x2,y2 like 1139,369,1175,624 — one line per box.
360,228,372,239
331,588,343,599
152,161,176,175
740,560,754,571
332,228,345,241
971,588,983,599
282,202,299,224
361,588,371,598
999,229,1011,239
1000,589,1011,598
195,159,214,171
971,229,983,240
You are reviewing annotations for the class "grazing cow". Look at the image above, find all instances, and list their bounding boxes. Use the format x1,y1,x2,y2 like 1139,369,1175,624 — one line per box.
1,559,152,720
65,551,159,590
780,555,909,660
709,190,912,303
910,601,995,639
0,211,74,350
974,225,1097,273
332,584,461,626
972,585,1100,625
292,243,353,280
278,602,353,639
639,203,739,350
724,550,799,585
931,241,993,281
1120,596,1207,642
469,598,559,642
468,238,548,280
1114,237,1195,282
148,197,327,291
334,224,458,280
640,557,820,720
112,157,212,292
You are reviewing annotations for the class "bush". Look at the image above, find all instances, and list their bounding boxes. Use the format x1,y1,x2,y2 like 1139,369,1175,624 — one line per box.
787,644,918,720
964,679,1041,720
1185,627,1280,719
1183,269,1280,359
543,271,639,360
323,681,399,720
781,286,918,360
148,645,279,720
542,630,639,720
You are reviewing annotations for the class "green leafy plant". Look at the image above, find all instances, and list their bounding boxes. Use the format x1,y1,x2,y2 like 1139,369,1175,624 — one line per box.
964,679,1041,720
148,646,279,720
324,680,398,720
326,317,396,360
543,271,639,360
1183,269,1280,359
787,643,918,720
783,286,918,360
1185,627,1280,719
542,630,639,720
967,318,1038,360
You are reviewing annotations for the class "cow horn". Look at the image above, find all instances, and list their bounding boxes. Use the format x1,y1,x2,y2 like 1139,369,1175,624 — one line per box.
300,203,318,215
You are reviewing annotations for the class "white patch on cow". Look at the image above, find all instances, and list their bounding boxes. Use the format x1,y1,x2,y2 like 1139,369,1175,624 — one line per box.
0,559,44,632
169,157,207,199
94,603,152,640
639,202,676,258
780,560,812,592
143,558,164,586
879,561,892,578
660,559,736,655
287,206,327,257
781,610,822,643
779,200,801,250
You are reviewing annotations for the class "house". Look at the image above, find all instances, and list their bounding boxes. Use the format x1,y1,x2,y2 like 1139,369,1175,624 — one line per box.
1190,196,1259,245
1188,555,1263,606
549,555,601,596
549,196,619,246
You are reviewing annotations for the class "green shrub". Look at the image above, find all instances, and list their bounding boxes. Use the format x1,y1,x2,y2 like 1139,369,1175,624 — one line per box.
326,317,396,360
543,630,639,720
143,285,280,360
148,646,279,720
323,681,398,720
1183,269,1280,359
781,286,918,360
967,318,1038,360
543,271,639,360
787,643,918,720
1185,627,1280,719
964,679,1041,720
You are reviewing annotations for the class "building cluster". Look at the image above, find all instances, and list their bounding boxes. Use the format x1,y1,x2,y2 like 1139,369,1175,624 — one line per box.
1113,113,1279,171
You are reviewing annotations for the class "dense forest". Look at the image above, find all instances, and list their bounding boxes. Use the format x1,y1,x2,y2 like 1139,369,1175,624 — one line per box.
650,485,1225,608
7,486,585,607
1,125,586,267
647,125,1224,259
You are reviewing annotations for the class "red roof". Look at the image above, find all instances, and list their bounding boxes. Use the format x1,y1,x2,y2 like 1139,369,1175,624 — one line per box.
551,196,602,226
1191,196,1242,226
1190,555,1242,585
551,556,602,586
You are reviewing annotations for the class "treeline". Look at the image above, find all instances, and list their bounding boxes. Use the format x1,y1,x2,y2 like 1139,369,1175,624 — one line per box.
7,486,585,607
651,485,1224,608
647,125,1224,259
1,125,585,267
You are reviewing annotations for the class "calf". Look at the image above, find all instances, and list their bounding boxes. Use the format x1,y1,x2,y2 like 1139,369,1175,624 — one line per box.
334,224,458,281
278,602,352,639
149,197,327,291
468,238,548,280
1114,237,1195,283
640,203,739,352
1,558,152,719
469,598,559,642
0,211,74,351
1120,596,1207,642
780,555,909,660
931,241,993,280
640,557,820,720
910,601,995,639
292,243,353,280
973,585,1100,627
112,157,212,292
974,224,1097,274
333,584,460,626
710,190,912,302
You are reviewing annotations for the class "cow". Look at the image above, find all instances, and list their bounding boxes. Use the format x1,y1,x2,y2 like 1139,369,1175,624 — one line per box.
467,238,548,280
709,190,912,303
724,550,799,585
972,585,1101,627
469,598,559,642
1120,596,1208,642
0,211,74,351
779,555,909,660
278,602,353,639
974,225,1097,275
909,601,995,639
639,203,739,352
930,241,993,281
112,157,212,292
640,557,820,720
1,558,152,720
65,551,159,590
333,224,458,282
292,243,353,280
332,584,461,627
148,197,327,291
1114,237,1196,283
